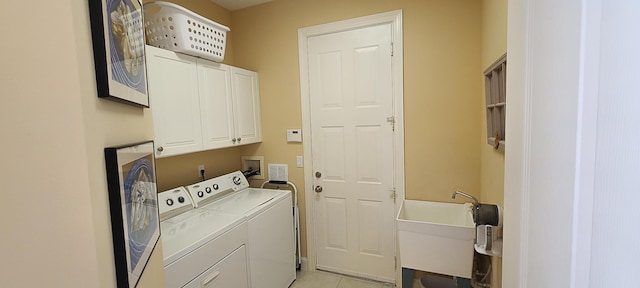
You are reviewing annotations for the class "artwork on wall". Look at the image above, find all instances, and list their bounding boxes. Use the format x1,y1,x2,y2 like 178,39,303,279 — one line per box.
104,141,159,288
89,0,149,107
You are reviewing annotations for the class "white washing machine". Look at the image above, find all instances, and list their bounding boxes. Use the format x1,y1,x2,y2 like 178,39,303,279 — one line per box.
158,171,296,288
185,171,296,288
158,187,249,288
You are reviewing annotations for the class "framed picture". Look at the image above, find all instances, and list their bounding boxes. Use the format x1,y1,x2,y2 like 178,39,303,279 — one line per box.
104,141,159,288
89,0,149,107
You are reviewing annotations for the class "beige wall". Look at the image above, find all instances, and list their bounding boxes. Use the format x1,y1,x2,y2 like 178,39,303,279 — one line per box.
0,0,506,286
0,1,101,286
481,0,508,287
1,0,501,286
1,0,164,287
156,148,242,191
231,0,483,258
72,1,165,285
481,0,507,206
138,0,485,266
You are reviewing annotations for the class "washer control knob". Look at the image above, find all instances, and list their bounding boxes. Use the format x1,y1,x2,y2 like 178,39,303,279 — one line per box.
213,184,219,190
197,191,204,198
178,196,185,203
166,198,174,206
205,187,212,193
233,176,242,185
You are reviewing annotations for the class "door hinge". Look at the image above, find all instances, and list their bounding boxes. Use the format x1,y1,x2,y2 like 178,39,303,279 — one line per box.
390,188,396,203
395,256,397,269
386,116,395,131
391,42,394,56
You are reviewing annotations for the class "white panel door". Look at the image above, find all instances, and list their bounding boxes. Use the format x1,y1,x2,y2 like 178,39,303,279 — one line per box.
308,23,395,282
146,46,202,158
231,67,262,145
197,60,236,149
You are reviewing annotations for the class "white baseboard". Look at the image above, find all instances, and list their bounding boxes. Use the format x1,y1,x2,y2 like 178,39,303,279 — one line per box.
300,257,309,271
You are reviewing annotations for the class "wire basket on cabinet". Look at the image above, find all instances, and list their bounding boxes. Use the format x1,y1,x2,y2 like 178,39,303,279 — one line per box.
143,1,229,62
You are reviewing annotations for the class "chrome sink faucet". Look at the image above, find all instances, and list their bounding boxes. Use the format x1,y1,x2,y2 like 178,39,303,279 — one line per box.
452,190,480,224
452,191,479,207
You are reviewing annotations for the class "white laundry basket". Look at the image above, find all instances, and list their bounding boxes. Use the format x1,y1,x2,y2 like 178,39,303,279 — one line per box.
143,1,229,62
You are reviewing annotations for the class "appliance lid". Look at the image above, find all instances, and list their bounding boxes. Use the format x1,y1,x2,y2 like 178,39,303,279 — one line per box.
200,188,290,217
160,209,244,265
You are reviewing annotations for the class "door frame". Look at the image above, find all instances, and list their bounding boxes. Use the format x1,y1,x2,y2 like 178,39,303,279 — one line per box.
298,10,405,277
503,0,602,287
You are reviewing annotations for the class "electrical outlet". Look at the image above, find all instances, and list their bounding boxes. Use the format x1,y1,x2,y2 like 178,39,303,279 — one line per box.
198,164,205,177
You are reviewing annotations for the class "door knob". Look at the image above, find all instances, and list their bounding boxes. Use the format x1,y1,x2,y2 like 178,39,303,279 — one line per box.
314,185,323,193
315,171,322,178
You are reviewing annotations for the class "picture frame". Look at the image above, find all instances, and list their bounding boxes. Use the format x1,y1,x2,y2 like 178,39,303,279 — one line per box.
104,141,159,288
89,0,149,107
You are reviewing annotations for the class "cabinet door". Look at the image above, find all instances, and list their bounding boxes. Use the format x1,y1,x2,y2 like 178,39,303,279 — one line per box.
146,46,202,158
183,246,249,288
197,59,236,150
230,67,262,145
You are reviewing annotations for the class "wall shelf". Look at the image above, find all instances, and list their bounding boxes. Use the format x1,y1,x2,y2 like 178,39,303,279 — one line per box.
484,53,507,152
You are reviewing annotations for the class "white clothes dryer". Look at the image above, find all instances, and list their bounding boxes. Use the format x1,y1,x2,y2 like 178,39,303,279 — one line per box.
185,171,296,288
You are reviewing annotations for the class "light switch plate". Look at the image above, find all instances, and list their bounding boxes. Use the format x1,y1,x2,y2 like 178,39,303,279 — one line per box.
296,156,303,168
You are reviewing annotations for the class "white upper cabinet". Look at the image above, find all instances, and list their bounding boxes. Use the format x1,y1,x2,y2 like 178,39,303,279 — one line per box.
197,59,235,150
146,46,203,158
230,67,261,145
146,45,262,158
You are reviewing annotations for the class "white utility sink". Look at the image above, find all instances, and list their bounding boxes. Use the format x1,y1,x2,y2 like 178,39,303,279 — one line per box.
396,200,475,278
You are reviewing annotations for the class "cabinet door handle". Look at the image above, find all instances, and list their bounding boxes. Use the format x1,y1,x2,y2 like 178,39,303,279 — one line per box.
232,138,237,143
201,270,221,287
237,137,241,142
157,146,164,152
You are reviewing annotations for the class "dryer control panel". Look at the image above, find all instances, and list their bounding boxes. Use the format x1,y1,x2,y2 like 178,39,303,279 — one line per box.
158,187,195,221
186,171,249,207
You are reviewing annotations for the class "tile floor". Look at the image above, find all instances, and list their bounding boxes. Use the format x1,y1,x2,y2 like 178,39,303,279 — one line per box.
290,269,421,288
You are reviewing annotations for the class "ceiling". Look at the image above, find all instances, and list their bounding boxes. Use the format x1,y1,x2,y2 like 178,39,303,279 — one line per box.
210,0,273,11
